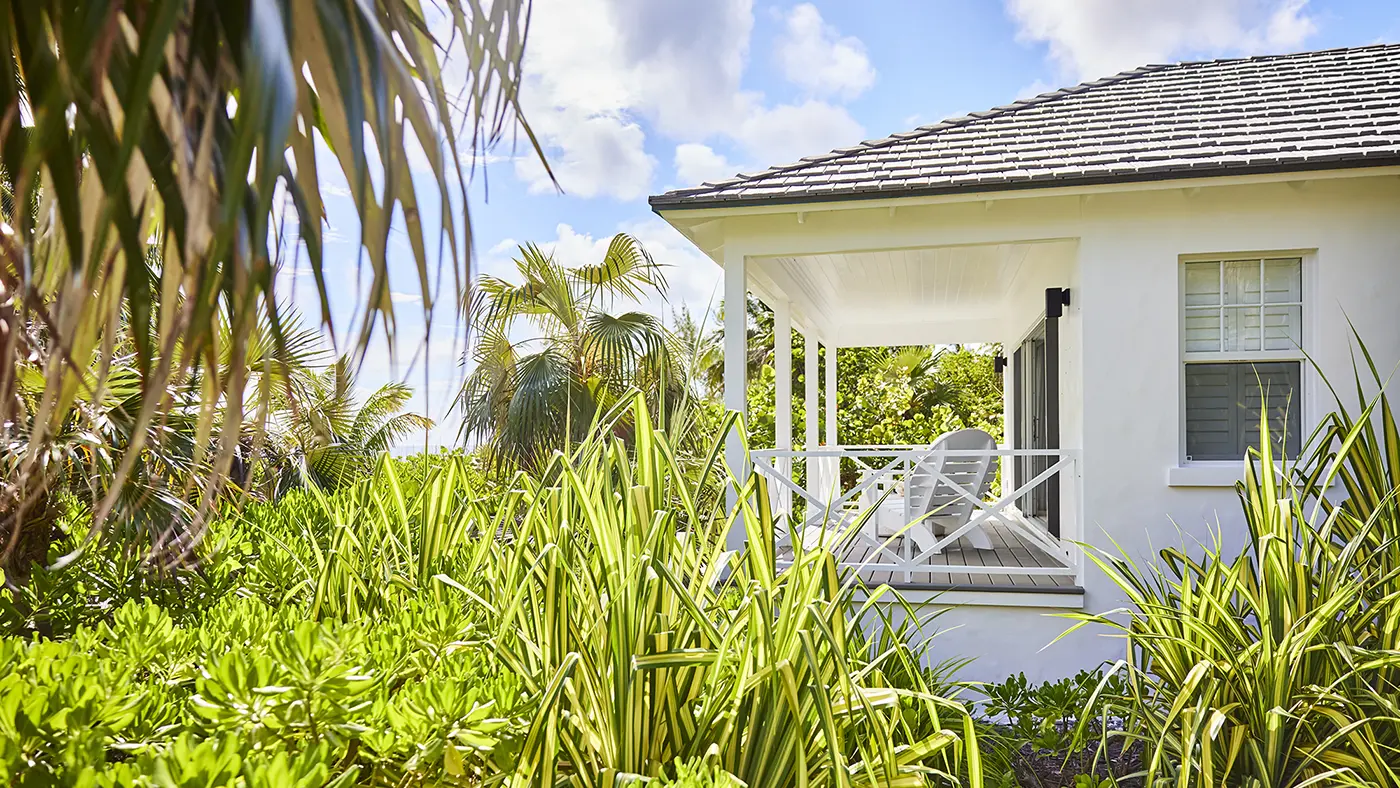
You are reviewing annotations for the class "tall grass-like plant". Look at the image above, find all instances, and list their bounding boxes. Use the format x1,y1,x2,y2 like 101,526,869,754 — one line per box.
230,453,491,620
1062,349,1400,787
460,399,983,786
247,396,983,786
1296,330,1400,591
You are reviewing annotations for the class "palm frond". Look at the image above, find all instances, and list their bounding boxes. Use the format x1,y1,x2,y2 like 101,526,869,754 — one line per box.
0,0,539,568
362,412,434,454
350,382,415,443
454,234,690,472
571,233,667,304
581,311,670,391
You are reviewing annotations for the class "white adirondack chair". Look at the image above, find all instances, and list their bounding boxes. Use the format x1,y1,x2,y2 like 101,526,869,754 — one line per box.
885,428,997,552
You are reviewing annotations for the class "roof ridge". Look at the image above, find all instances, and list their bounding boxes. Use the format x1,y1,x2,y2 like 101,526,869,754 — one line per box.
1146,40,1400,72
681,63,1174,195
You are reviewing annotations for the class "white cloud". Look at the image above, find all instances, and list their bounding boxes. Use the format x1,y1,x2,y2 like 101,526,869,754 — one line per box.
776,4,876,99
736,100,865,167
1006,0,1318,80
607,0,755,136
390,291,422,305
513,114,655,200
674,143,739,186
664,100,868,184
487,0,885,198
507,0,754,199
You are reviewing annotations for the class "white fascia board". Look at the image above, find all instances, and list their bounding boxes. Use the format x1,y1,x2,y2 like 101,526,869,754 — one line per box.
652,166,1400,223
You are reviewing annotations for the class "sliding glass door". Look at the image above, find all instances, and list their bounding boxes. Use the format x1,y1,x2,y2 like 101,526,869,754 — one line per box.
1013,321,1050,520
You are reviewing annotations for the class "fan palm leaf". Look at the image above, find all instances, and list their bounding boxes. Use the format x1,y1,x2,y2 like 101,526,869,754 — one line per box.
581,311,670,390
497,347,591,467
571,232,666,304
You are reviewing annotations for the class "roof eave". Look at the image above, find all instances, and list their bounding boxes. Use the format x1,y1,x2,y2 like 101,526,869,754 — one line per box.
648,156,1400,214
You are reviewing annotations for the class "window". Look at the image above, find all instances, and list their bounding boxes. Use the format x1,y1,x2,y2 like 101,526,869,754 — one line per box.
1182,257,1303,461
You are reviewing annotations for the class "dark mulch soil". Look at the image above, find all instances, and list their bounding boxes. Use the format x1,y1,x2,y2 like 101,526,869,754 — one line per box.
1007,737,1143,788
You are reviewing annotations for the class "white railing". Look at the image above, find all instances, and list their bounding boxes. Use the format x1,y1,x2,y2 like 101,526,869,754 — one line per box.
750,445,1080,583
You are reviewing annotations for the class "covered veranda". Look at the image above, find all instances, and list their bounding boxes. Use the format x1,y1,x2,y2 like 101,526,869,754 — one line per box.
721,236,1084,596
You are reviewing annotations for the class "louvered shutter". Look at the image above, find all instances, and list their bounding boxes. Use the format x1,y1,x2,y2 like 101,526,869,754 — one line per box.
1185,364,1236,461
1186,362,1301,460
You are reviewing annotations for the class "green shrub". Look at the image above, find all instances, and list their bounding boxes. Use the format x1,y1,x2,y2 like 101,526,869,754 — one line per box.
977,669,1134,788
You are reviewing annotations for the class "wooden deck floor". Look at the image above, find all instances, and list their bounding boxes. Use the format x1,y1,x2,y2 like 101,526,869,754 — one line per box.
779,520,1079,592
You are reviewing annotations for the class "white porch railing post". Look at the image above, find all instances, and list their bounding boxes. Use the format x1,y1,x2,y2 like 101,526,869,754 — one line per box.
803,327,819,504
773,301,793,517
723,247,748,550
824,341,837,446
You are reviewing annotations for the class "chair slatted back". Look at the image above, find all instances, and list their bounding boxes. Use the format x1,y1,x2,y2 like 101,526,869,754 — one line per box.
908,429,997,523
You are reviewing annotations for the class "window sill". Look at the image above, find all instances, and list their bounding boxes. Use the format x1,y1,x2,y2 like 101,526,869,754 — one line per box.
1167,463,1246,488
1167,462,1329,489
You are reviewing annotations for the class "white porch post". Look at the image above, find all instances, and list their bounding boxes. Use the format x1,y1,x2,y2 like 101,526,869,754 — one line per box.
772,301,792,516
824,340,838,446
803,327,822,506
803,327,819,449
723,247,748,547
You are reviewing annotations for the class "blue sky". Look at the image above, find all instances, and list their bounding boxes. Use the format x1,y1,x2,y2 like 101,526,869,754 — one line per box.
299,0,1400,448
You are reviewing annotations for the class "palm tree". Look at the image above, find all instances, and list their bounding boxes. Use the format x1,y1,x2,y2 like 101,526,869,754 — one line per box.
0,301,331,581
883,346,954,420
0,1,537,576
457,234,684,471
271,357,434,492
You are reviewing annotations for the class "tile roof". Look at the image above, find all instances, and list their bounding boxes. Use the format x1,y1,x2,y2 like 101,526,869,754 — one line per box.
650,44,1400,210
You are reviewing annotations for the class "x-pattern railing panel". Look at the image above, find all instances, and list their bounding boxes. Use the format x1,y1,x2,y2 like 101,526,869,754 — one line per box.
752,445,1079,578
752,453,909,564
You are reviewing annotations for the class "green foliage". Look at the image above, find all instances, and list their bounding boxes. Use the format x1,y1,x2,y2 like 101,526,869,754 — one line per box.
977,670,1134,788
743,298,1003,451
655,757,747,788
983,671,1119,755
0,397,981,786
0,496,246,638
1,0,536,564
0,593,531,787
839,345,1003,447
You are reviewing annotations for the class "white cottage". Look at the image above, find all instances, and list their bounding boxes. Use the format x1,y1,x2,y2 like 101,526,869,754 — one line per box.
649,44,1400,682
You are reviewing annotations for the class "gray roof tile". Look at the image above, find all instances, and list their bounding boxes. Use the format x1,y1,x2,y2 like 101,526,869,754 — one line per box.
651,44,1400,210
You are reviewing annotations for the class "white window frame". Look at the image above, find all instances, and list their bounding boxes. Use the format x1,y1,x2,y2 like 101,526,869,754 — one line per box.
1176,250,1314,469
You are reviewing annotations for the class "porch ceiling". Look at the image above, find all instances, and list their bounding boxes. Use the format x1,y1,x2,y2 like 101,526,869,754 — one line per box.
753,240,1074,343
